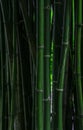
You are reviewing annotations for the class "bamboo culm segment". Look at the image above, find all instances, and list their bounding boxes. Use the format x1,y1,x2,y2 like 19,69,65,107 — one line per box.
9,0,17,130
75,0,83,129
44,0,51,130
52,0,64,129
56,0,70,130
36,0,44,130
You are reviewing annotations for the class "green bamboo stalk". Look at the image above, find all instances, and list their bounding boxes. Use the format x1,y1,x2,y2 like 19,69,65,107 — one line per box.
1,1,12,129
0,0,12,77
28,0,33,31
75,0,83,129
72,0,75,54
5,2,12,126
0,12,7,130
0,9,2,130
56,0,70,130
44,0,51,130
36,0,44,130
27,2,35,123
7,64,11,130
5,39,10,130
52,2,57,128
63,0,75,129
52,0,64,129
69,1,75,129
0,9,3,130
0,2,11,130
27,2,36,129
35,0,38,129
64,57,72,130
9,0,17,129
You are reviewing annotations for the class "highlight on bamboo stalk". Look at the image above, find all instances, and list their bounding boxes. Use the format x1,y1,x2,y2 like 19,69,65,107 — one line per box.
0,0,83,130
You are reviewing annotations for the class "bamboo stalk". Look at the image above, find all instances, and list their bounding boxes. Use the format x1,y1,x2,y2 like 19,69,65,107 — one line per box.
36,0,44,130
0,2,12,130
0,9,3,130
35,0,38,129
0,8,2,130
19,0,36,65
18,32,27,130
56,0,70,130
74,0,83,129
0,12,8,130
9,0,17,129
72,0,75,54
0,0,12,78
64,57,72,130
44,0,51,130
52,0,64,129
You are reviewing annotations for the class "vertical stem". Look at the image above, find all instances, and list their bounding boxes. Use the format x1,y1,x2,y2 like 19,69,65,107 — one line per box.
9,0,17,129
72,0,75,53
44,0,51,130
35,0,38,129
52,0,64,129
0,9,3,130
36,0,44,130
56,0,70,130
75,0,83,129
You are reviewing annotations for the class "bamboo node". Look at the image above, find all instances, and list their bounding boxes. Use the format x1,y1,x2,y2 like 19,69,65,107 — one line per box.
35,88,43,93
51,111,56,116
62,41,69,46
38,45,44,49
53,80,58,85
44,54,50,58
55,45,61,48
4,114,15,119
79,114,83,118
43,96,50,102
54,2,62,5
44,5,50,10
1,111,23,120
73,72,81,76
56,88,63,92
76,24,83,28
8,52,19,58
74,114,83,119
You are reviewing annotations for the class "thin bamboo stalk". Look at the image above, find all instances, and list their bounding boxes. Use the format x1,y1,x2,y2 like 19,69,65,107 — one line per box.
0,2,12,130
72,0,75,54
0,0,12,78
19,0,36,65
64,57,72,130
35,0,38,129
44,0,51,130
18,31,27,130
0,9,2,130
1,12,7,130
9,0,17,129
75,0,83,129
0,9,3,130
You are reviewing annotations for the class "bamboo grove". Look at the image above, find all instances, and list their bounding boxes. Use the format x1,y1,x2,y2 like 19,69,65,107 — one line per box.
0,0,83,130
